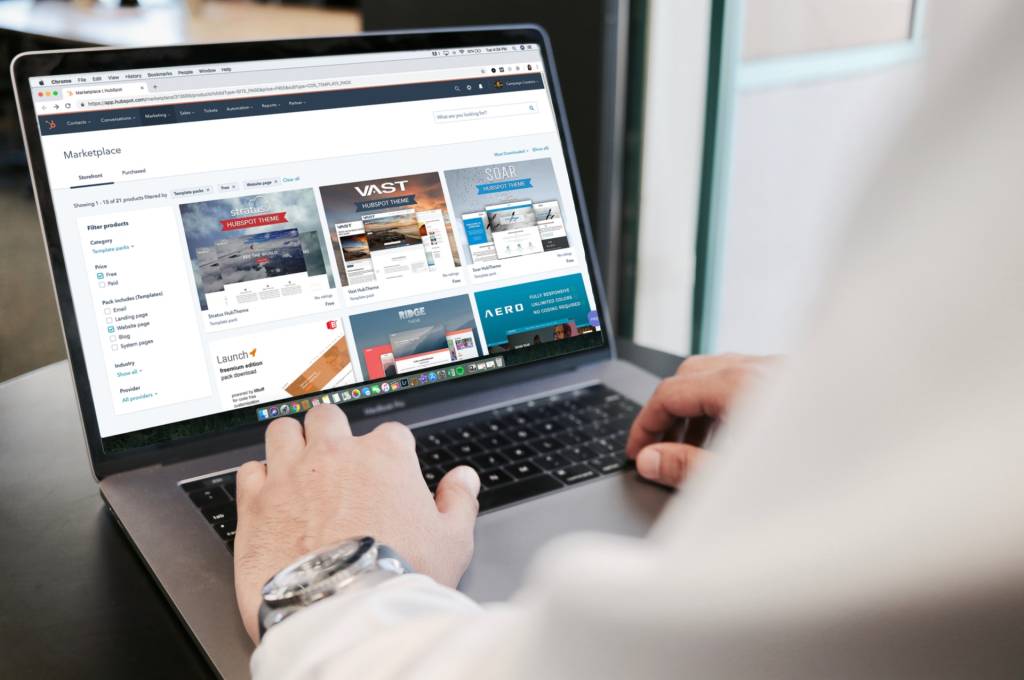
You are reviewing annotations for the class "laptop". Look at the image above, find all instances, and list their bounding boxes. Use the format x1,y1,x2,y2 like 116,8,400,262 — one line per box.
12,26,669,678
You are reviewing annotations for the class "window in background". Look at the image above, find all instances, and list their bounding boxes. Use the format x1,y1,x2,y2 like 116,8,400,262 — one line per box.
739,0,923,88
744,0,915,59
691,0,926,354
619,0,710,356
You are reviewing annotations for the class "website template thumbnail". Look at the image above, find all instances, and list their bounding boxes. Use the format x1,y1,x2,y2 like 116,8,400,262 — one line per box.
348,294,481,379
179,189,337,328
319,172,461,287
444,158,569,263
473,273,597,352
208,317,355,409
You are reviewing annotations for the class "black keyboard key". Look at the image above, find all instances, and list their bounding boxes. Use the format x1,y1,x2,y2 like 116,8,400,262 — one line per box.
533,437,563,454
181,474,235,493
416,432,450,449
510,427,538,442
612,401,641,418
563,445,599,463
434,459,459,474
553,464,599,485
449,425,480,441
450,441,483,457
188,486,229,508
500,444,538,461
201,503,235,524
537,452,570,470
476,418,503,434
420,448,454,465
523,404,558,421
575,420,607,437
535,420,566,435
223,482,237,500
206,474,234,488
556,429,589,446
505,460,543,479
478,433,512,450
211,517,237,541
494,412,530,428
226,540,234,555
602,416,635,435
421,467,442,491
479,468,514,488
591,437,618,454
592,457,627,474
478,474,564,512
470,451,510,471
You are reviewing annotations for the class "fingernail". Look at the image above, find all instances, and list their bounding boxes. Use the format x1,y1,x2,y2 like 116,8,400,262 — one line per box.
452,465,481,497
636,447,661,480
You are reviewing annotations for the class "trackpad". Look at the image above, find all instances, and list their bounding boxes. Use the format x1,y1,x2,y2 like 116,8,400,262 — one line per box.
459,473,669,602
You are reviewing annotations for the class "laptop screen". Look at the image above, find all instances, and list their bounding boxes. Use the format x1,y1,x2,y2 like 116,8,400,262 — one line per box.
26,41,605,455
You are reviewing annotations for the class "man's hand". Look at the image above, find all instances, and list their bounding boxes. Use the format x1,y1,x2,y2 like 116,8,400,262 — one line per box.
233,404,481,643
626,354,777,487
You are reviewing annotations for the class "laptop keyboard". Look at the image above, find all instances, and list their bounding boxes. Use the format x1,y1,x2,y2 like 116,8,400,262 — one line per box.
179,384,640,554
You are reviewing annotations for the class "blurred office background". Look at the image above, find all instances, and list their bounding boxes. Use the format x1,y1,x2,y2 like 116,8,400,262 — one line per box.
0,0,980,381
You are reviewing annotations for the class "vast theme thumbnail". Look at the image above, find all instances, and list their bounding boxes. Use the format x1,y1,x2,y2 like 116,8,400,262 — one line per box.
319,172,461,287
179,189,335,312
348,294,481,379
473,273,598,352
443,158,569,264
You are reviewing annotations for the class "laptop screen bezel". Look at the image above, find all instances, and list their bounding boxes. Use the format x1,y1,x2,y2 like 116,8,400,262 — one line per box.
11,25,616,480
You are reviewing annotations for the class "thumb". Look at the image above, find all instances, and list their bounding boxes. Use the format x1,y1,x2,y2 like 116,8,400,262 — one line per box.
635,442,704,488
435,465,481,530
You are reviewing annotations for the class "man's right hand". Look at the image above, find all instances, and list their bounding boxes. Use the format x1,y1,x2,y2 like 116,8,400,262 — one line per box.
625,354,777,487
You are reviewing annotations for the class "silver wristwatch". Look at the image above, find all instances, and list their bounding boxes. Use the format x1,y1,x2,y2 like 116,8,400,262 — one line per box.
258,536,412,639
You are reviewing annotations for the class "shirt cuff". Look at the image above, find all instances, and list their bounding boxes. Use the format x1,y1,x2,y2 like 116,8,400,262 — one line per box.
251,573,481,680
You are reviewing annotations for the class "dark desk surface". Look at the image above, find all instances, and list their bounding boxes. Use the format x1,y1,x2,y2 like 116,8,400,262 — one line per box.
0,340,681,678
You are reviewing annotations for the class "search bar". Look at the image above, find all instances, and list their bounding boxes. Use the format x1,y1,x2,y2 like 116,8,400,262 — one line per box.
433,101,538,123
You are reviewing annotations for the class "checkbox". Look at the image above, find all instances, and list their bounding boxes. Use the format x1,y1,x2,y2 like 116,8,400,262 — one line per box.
98,282,106,288
110,345,118,351
96,272,104,279
104,308,111,314
107,326,114,333
105,316,112,323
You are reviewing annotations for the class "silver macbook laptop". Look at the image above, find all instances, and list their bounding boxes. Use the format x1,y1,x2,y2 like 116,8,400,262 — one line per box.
12,26,669,678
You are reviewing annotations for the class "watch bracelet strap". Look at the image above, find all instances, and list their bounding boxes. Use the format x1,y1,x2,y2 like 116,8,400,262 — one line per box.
258,543,412,640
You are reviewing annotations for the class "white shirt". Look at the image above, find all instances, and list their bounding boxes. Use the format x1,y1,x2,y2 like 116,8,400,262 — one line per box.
253,3,1024,678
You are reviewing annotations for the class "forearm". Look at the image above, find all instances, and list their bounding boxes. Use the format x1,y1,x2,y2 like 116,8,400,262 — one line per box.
252,575,500,680
250,533,661,680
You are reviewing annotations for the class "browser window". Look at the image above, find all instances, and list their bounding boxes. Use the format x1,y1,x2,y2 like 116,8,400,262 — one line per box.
29,44,605,453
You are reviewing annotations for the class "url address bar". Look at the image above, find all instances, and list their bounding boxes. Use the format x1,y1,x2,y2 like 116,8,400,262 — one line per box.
71,78,358,109
70,65,507,110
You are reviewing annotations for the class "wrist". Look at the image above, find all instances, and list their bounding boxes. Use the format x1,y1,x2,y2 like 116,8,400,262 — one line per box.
258,536,413,640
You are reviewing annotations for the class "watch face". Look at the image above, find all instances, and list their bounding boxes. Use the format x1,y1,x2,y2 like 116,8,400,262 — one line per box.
263,536,376,606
